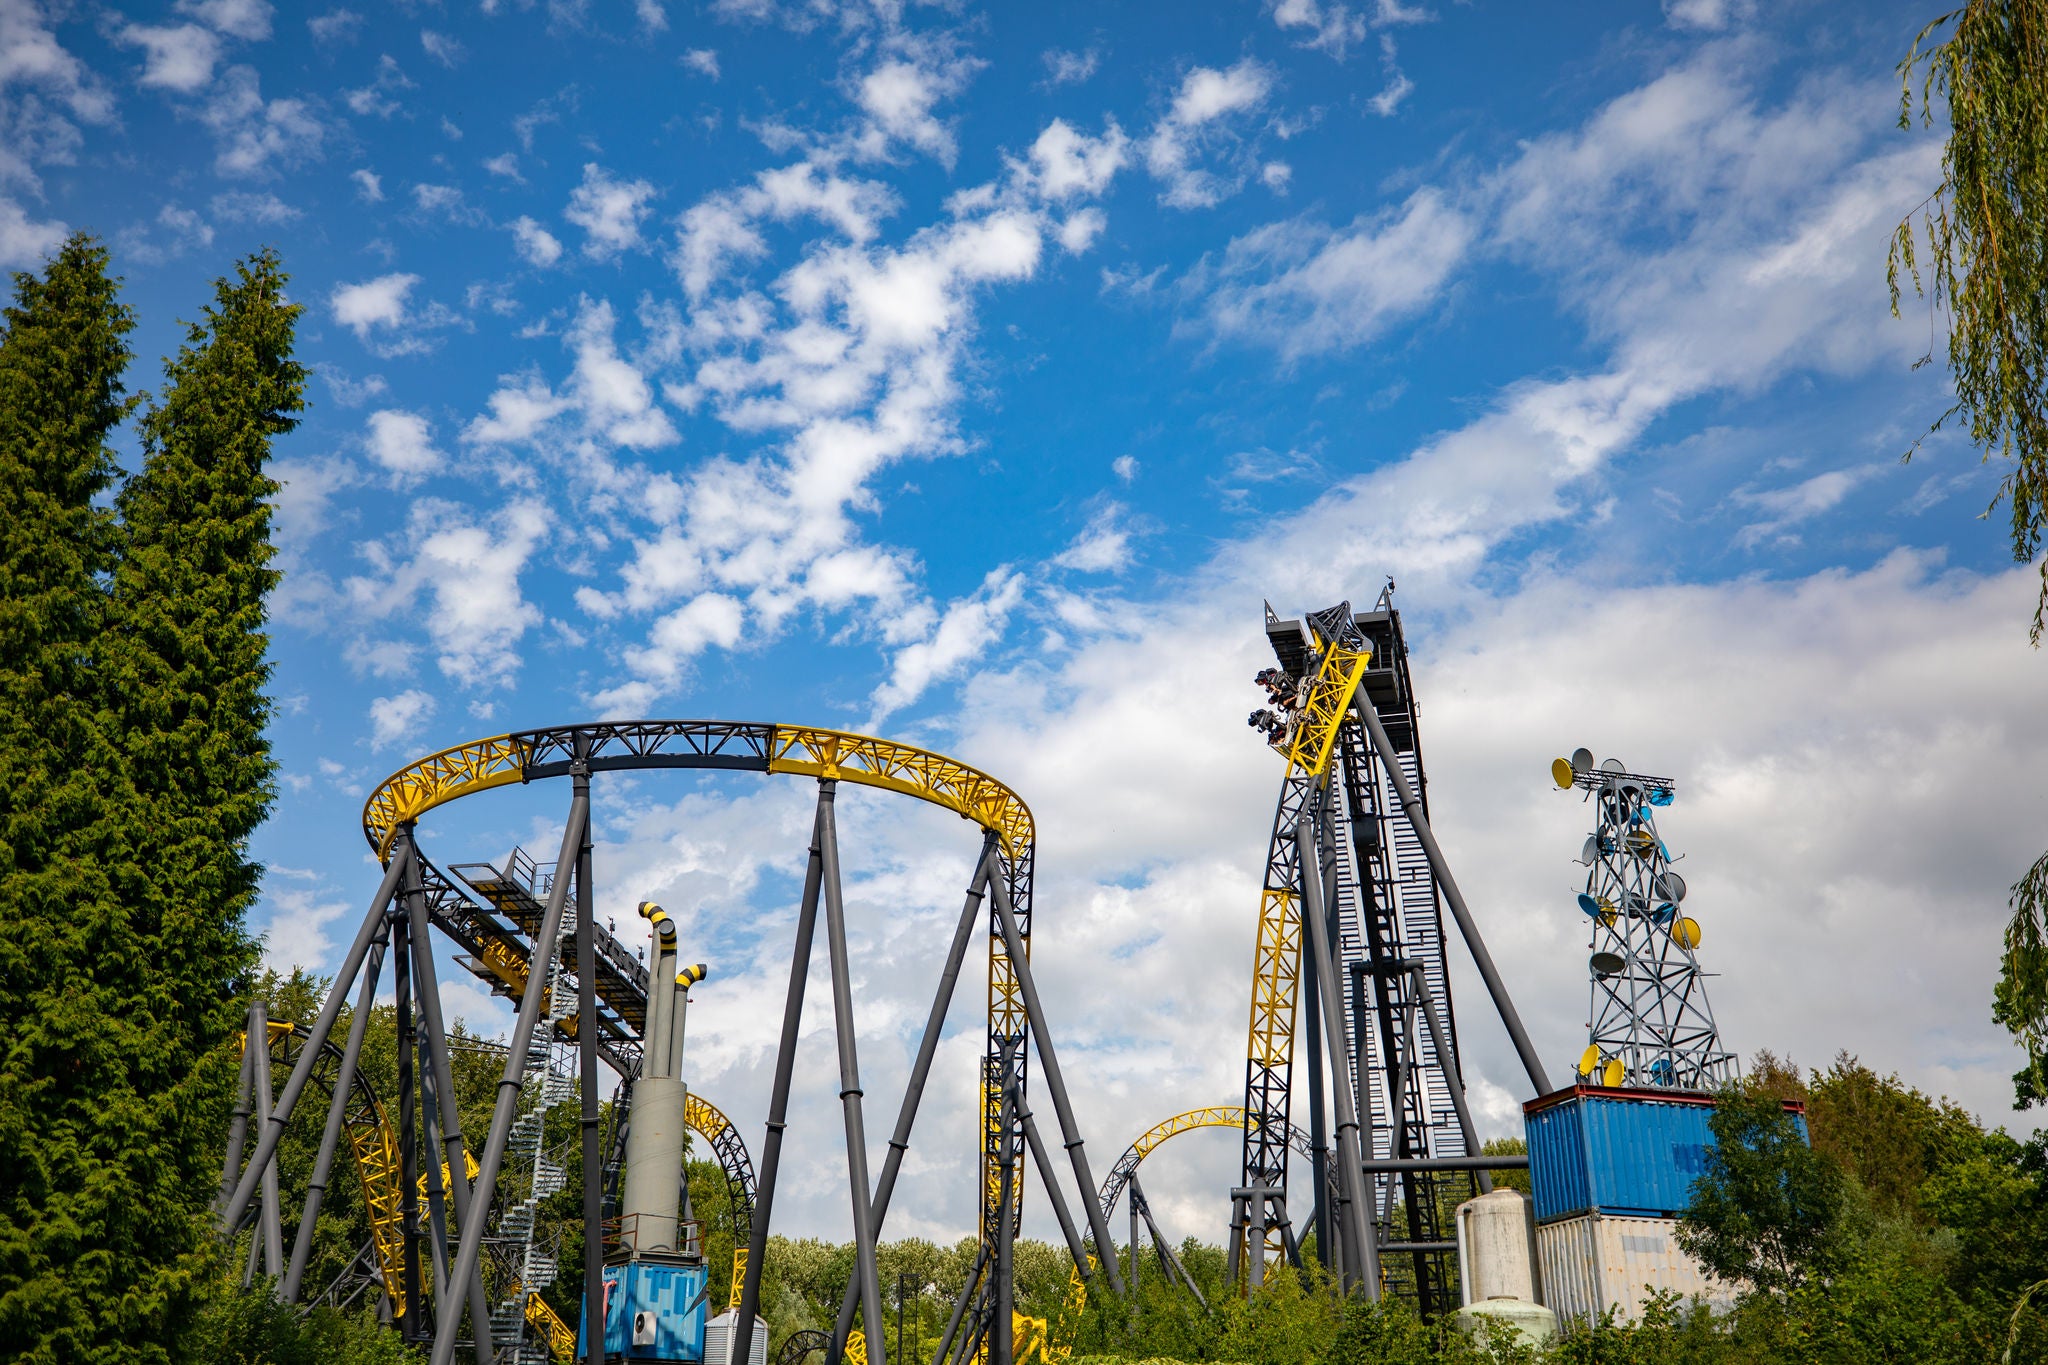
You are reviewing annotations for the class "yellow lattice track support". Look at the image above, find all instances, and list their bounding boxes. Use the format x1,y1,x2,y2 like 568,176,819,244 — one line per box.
1284,639,1372,779
1240,628,1372,1245
1246,886,1303,1075
765,727,1034,858
525,1292,577,1359
728,1247,747,1311
247,1023,411,1320
1130,1106,1249,1161
363,732,528,860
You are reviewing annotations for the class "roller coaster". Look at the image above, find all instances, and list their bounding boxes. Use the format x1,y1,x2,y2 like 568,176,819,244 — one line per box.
217,592,1559,1364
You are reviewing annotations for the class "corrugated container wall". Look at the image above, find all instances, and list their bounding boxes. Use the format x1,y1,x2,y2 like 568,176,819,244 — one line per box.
1535,1214,1735,1325
1524,1085,1808,1224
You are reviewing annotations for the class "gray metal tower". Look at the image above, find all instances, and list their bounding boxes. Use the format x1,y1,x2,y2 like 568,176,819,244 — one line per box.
1553,750,1735,1092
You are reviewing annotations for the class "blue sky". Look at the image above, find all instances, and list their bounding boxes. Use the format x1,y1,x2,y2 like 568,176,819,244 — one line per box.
8,0,2045,1243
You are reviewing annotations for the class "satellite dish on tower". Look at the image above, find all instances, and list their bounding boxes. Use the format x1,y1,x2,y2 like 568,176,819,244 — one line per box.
1654,871,1687,903
1590,951,1625,976
1572,748,1594,775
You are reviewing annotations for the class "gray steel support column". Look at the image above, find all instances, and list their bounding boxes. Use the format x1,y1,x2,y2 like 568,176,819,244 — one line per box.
1130,1183,1140,1298
1303,923,1331,1272
222,846,411,1231
831,836,997,1361
418,1060,452,1296
250,999,285,1280
817,782,887,1365
1224,1191,1244,1287
730,794,830,1365
401,829,496,1365
984,874,1127,1295
1296,816,1377,1299
1131,1177,1204,1311
928,1247,988,1365
430,792,589,1365
992,1086,1015,1365
1348,693,1553,1096
574,755,605,1365
394,907,421,1333
1012,1080,1089,1286
283,918,391,1301
218,1025,256,1211
1407,966,1491,1195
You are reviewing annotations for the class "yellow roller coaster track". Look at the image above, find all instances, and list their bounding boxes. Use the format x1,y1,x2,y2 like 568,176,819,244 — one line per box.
359,720,1038,1257
1243,623,1371,1260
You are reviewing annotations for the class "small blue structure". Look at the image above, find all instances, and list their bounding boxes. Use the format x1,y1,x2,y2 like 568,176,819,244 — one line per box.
1524,1084,1807,1224
579,1259,710,1362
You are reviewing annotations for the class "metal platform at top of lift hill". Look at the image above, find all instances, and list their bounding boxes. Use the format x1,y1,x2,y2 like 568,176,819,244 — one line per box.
1265,604,1418,754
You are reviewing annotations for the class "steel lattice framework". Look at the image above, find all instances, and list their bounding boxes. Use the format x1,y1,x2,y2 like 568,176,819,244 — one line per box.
360,719,1037,1251
1559,758,1735,1091
1096,1106,1331,1220
1240,602,1481,1316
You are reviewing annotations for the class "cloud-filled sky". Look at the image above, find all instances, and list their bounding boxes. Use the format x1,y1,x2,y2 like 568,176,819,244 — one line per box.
10,0,2045,1246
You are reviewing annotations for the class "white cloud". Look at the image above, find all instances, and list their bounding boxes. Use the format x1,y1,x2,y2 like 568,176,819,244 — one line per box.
483,151,522,181
368,688,436,749
1052,504,1132,574
1112,454,1138,483
1664,0,1757,31
1194,188,1472,359
1022,118,1128,202
637,0,668,32
331,271,417,341
465,296,675,449
343,53,411,119
0,0,112,194
116,23,221,94
1055,207,1106,254
420,29,463,66
856,58,963,166
177,0,272,41
511,214,562,266
211,189,298,222
869,568,1024,721
348,501,549,691
203,65,322,176
1732,466,1877,548
307,9,361,44
329,271,463,357
597,592,746,715
1144,60,1273,209
411,182,483,223
565,162,657,258
683,47,719,78
364,408,443,480
1041,48,1098,86
350,168,382,202
1271,0,1367,59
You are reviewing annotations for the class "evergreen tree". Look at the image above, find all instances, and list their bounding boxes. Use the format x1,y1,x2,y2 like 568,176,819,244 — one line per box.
98,249,306,1359
0,238,148,1358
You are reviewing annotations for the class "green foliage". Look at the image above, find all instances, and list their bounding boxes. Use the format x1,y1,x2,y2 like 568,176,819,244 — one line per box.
0,234,180,1363
1804,1053,1979,1222
195,1280,418,1365
1676,1091,1845,1294
1890,0,2048,638
1482,1138,1531,1198
0,237,304,1364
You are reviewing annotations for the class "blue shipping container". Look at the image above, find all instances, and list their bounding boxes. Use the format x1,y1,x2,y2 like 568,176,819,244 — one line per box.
579,1259,709,1362
1523,1085,1807,1224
